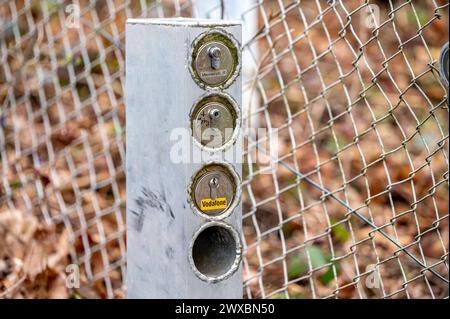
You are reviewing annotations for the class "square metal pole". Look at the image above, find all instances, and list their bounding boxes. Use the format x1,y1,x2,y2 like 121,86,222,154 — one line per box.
126,18,242,299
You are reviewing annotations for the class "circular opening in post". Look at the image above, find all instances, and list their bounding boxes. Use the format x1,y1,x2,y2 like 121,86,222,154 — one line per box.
188,162,241,220
190,222,241,283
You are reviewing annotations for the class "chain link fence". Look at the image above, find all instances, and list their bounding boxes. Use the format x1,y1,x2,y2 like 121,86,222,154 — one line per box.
0,0,448,299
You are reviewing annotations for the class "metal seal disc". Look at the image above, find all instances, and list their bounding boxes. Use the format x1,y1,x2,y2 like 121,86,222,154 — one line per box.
188,162,241,220
190,29,241,90
190,92,240,151
195,41,233,86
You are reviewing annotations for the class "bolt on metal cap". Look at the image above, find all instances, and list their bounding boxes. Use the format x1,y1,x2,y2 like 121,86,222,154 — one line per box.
209,108,221,120
208,46,222,58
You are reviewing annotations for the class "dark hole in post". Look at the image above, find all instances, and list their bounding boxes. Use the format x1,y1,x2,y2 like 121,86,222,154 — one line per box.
192,225,237,279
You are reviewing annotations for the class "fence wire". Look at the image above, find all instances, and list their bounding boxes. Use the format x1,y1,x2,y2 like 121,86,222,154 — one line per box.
0,0,448,299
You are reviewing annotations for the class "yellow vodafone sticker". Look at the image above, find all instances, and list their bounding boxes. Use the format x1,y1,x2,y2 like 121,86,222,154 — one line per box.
200,197,228,211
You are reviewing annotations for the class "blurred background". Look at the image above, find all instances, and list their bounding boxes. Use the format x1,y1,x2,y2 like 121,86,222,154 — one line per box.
0,0,448,299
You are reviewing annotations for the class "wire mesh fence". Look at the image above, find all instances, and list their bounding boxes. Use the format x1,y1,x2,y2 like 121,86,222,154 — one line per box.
0,0,448,299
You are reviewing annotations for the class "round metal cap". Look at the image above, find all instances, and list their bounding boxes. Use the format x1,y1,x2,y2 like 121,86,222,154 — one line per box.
190,93,240,151
188,162,241,220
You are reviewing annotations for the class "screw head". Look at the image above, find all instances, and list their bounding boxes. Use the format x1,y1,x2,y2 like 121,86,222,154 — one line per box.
209,108,221,120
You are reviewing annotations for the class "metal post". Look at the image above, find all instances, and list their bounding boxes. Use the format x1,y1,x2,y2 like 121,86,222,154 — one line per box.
126,18,242,299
